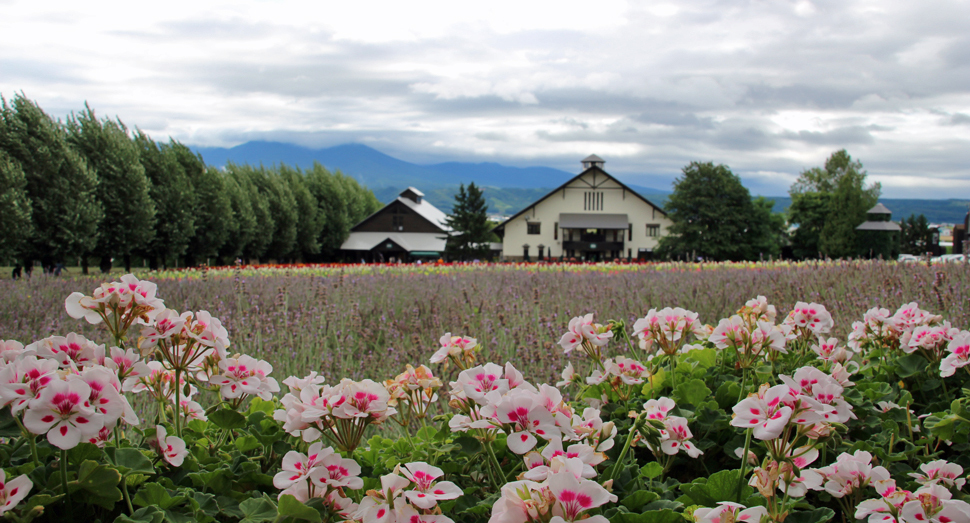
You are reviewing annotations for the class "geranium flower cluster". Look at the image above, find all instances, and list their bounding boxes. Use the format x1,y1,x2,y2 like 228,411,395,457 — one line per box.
637,397,703,459
65,274,165,340
447,362,571,454
273,442,363,518
430,333,479,370
489,468,617,523
384,364,443,426
781,301,834,342
731,365,855,443
805,454,970,523
708,297,789,368
353,462,461,523
0,334,142,450
558,314,614,361
275,375,395,453
632,307,704,356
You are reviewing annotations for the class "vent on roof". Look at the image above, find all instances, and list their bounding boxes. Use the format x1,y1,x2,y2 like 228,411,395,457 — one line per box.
582,154,605,170
401,187,424,204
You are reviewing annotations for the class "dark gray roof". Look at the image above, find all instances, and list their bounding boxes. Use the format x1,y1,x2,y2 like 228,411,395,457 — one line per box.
857,221,901,231
867,203,892,215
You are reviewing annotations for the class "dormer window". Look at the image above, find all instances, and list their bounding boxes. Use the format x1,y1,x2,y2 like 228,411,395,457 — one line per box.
400,187,424,204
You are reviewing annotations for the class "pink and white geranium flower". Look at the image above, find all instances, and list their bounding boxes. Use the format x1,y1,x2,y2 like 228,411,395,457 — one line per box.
210,354,280,401
400,462,462,509
908,460,966,491
693,502,768,523
0,469,33,516
940,331,970,377
22,377,104,449
730,384,794,440
150,425,188,467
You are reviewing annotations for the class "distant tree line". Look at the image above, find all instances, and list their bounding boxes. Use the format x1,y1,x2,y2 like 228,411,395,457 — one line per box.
0,94,380,273
656,150,923,262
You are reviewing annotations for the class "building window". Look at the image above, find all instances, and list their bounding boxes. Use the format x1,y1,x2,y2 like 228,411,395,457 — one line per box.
554,222,558,240
527,222,541,235
646,224,660,237
392,215,404,230
628,223,632,241
584,191,604,211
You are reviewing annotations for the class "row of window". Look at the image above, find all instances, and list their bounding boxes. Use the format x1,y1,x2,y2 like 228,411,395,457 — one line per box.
526,222,661,237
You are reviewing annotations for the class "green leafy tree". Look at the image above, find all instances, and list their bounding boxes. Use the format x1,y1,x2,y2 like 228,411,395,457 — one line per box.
0,150,32,263
899,214,934,255
304,164,380,260
788,150,880,259
445,182,492,260
227,163,276,262
176,143,231,266
218,171,257,262
134,133,198,269
249,165,298,262
0,94,102,272
280,165,322,261
66,106,156,273
656,162,772,261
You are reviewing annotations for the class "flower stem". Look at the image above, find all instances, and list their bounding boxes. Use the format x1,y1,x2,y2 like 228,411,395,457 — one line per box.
736,428,753,503
14,415,40,466
610,414,644,483
61,448,72,511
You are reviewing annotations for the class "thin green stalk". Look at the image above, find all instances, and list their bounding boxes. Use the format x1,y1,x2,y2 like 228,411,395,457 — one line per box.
609,415,644,483
14,416,40,466
174,367,182,439
61,448,72,511
121,476,134,514
736,428,753,503
483,439,506,491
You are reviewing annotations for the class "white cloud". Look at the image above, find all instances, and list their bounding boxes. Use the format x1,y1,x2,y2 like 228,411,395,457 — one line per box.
1,0,969,198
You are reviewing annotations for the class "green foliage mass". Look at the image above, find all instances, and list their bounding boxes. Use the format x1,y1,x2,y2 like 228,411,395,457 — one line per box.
66,105,156,272
444,182,493,261
0,93,102,268
656,162,784,261
788,150,881,259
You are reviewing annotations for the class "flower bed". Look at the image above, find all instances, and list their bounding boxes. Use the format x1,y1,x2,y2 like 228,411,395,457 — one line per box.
0,274,968,522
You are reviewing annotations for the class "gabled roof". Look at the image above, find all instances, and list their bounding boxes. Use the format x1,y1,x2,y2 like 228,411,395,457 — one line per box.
582,154,604,163
493,165,666,232
349,187,452,233
398,193,450,230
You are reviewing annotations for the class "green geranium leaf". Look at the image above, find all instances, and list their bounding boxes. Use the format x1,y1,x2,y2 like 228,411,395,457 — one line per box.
239,496,278,523
235,435,262,453
68,442,103,465
785,507,835,523
685,348,717,369
639,462,664,480
673,379,713,409
105,447,156,476
133,482,186,510
114,506,166,523
278,494,323,522
210,409,247,430
896,354,928,378
71,460,123,509
621,491,660,511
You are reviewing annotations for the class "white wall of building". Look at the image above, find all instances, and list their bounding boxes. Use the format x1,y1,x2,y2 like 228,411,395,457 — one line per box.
500,169,672,260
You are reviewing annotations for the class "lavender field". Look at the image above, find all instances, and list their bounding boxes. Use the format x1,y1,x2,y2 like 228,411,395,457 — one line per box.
2,261,969,386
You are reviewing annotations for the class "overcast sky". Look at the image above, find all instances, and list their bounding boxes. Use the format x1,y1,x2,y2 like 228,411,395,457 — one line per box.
2,0,969,198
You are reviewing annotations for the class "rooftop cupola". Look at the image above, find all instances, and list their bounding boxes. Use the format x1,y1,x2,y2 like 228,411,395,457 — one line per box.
582,154,605,170
400,187,424,204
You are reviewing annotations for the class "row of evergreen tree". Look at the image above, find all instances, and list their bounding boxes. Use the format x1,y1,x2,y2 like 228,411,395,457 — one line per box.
0,94,381,273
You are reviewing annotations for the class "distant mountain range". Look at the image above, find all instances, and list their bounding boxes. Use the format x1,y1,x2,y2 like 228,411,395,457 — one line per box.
191,141,970,224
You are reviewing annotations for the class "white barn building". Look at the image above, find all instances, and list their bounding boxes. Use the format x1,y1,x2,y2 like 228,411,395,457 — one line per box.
493,156,671,261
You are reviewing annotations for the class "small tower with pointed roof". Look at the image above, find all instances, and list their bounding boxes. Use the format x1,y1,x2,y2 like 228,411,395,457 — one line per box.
582,155,605,170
